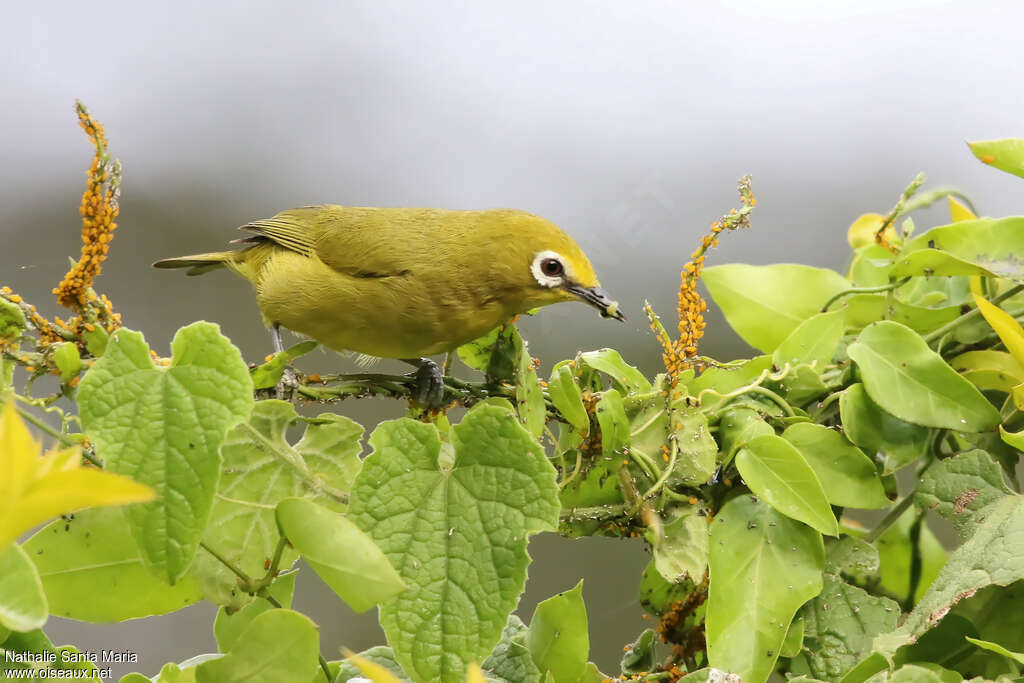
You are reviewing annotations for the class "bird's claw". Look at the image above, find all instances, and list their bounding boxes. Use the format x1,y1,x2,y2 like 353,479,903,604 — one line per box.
407,358,446,408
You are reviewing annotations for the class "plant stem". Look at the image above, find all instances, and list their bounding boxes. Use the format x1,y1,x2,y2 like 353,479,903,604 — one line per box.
924,284,1024,345
199,541,253,588
864,494,915,544
821,277,912,312
14,404,103,466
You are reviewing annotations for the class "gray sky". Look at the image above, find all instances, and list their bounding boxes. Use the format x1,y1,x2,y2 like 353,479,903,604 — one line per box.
5,0,1024,675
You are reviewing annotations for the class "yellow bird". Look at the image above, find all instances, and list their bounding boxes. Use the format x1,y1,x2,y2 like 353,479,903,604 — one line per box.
154,205,623,399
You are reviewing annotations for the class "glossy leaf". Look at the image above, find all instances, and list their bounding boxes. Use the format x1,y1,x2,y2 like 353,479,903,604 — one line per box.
213,573,295,652
527,581,590,683
969,138,1024,179
735,435,838,536
772,309,845,371
516,347,545,438
702,263,850,352
0,400,154,551
894,217,1024,279
276,497,404,612
949,350,1024,393
648,505,708,583
781,423,889,509
24,507,202,622
348,401,559,683
971,284,1024,368
718,407,775,461
706,495,825,683
77,324,253,582
847,321,1000,431
578,348,651,393
0,543,46,631
547,363,589,435
595,389,629,458
195,609,319,683
839,384,929,474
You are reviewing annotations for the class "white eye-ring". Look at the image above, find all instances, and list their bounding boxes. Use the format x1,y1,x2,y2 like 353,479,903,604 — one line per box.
531,250,568,288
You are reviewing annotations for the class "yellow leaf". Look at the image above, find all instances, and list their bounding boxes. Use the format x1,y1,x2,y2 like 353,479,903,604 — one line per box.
948,196,977,222
466,663,486,683
970,282,1024,370
342,649,402,683
0,401,155,550
0,398,41,501
847,213,896,249
1014,383,1024,413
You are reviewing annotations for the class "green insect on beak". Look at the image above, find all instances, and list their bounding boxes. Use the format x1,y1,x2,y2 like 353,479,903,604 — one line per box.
565,284,626,322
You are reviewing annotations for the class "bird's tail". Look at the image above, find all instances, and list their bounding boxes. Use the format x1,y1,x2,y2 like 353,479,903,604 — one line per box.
152,251,236,276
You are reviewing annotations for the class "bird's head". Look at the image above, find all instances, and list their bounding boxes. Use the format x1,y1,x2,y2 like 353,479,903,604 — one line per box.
491,211,625,322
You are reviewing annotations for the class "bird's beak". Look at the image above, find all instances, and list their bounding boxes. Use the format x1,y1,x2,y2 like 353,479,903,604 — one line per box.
565,284,626,322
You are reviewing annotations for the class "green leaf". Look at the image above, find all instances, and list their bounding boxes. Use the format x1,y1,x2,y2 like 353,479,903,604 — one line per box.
195,608,319,683
335,647,411,682
847,321,1000,432
874,494,1024,658
825,536,880,576
735,435,838,536
348,400,560,683
950,351,1024,394
249,340,317,390
706,495,825,683
458,325,522,382
52,342,82,382
23,507,202,622
516,352,545,439
799,575,901,680
875,507,946,605
83,325,108,357
969,139,1024,179
0,629,99,678
839,384,929,474
77,324,254,583
885,664,948,682
648,505,708,583
621,628,657,675
781,423,889,509
527,581,589,683
638,558,695,617
702,263,850,352
548,364,589,436
213,573,295,652
595,389,629,458
718,408,775,461
681,355,773,413
668,407,719,487
965,637,1024,666
578,348,651,393
0,297,26,340
895,218,1024,280
781,616,805,658
0,543,46,632
190,400,361,608
915,450,1015,538
772,309,845,371
842,295,960,336
276,497,405,612
482,615,542,683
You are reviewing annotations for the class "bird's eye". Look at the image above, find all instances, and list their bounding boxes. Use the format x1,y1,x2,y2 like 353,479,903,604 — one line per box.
540,258,564,278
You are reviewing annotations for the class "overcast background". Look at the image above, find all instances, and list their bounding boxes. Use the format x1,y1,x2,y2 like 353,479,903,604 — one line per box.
5,0,1024,677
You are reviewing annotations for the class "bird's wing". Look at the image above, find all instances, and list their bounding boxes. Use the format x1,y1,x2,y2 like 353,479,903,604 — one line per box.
235,205,423,279
234,206,322,257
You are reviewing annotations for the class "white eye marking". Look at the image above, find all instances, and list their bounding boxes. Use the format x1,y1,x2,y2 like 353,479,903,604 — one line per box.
531,250,568,288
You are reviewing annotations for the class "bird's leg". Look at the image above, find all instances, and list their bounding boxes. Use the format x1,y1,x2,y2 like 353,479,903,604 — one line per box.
270,324,298,398
401,357,446,408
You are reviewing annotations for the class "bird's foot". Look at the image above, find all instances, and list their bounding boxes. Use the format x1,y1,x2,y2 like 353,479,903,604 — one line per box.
406,358,446,408
275,366,299,400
